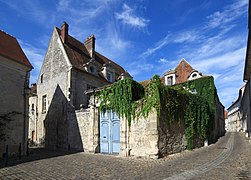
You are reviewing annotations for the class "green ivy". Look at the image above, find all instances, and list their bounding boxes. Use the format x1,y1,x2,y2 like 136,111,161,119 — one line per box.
96,75,217,150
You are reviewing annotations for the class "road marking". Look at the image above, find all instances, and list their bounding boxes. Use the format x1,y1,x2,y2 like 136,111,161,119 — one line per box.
164,133,234,180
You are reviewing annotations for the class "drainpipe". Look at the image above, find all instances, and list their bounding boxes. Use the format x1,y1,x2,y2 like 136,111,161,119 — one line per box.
23,69,31,155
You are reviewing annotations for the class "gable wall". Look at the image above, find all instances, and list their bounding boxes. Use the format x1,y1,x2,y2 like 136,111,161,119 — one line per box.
36,29,71,147
175,61,193,84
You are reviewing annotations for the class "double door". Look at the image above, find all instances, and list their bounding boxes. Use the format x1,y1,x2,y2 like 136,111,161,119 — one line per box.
100,110,120,154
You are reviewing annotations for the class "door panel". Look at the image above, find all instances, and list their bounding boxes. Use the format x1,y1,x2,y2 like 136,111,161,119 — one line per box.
100,121,109,153
111,120,120,153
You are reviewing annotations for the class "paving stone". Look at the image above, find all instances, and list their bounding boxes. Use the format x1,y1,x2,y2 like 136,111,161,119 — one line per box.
0,132,250,179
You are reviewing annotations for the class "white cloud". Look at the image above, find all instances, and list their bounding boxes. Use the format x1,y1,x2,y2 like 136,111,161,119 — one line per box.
57,0,71,11
158,58,168,64
140,34,171,58
206,0,248,29
127,62,154,77
140,1,247,59
0,0,55,26
192,47,246,73
19,40,45,83
140,30,201,58
115,3,150,28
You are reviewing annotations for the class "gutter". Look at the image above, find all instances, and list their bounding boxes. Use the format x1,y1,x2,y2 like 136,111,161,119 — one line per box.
23,68,32,154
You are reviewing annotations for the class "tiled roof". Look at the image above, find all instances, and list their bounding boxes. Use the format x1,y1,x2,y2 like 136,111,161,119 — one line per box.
56,27,126,81
0,30,32,68
174,58,194,84
140,80,150,87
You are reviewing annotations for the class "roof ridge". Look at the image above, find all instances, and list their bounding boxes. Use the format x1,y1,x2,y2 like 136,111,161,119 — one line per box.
175,58,194,70
0,29,16,39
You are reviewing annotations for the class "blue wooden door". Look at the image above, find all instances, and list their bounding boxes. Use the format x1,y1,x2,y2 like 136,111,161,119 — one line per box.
100,110,120,154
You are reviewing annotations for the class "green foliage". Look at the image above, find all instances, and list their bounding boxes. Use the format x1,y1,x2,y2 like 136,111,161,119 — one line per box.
97,75,217,150
98,78,144,126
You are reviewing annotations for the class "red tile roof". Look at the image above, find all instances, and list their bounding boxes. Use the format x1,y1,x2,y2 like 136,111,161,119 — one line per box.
140,80,150,87
174,59,194,84
0,30,32,68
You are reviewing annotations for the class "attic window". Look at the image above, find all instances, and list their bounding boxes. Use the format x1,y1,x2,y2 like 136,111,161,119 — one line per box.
89,66,95,73
192,73,197,78
41,74,43,83
167,76,173,85
107,72,113,82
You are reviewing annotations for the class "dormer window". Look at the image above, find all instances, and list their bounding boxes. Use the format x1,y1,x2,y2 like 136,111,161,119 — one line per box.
165,74,176,86
188,71,201,80
167,76,173,85
89,66,95,73
107,71,113,82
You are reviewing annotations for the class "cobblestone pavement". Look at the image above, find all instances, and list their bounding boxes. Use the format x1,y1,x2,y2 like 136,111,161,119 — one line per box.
0,132,250,179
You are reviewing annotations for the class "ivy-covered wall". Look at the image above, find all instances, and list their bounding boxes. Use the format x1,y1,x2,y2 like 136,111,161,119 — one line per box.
97,74,224,156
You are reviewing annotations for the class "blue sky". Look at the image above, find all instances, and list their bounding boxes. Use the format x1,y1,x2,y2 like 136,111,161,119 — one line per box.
0,0,248,108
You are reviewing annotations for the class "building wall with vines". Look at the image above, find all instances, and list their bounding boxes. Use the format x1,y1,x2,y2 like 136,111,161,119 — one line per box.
96,75,225,157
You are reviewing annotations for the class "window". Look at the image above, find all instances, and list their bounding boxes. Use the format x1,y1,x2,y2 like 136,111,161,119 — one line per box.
192,73,197,78
31,103,35,115
42,95,47,113
89,66,95,73
107,72,113,82
167,76,173,85
40,74,43,83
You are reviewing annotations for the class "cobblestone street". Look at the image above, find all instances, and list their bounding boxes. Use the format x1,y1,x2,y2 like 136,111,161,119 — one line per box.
0,132,250,179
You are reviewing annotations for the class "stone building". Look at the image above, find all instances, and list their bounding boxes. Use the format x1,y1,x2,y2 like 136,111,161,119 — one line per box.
0,30,33,156
81,59,225,157
28,83,38,145
34,22,131,148
241,2,251,139
226,86,245,132
32,23,224,157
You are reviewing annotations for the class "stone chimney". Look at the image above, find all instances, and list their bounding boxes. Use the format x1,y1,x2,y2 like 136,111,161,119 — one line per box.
61,22,69,43
84,34,95,58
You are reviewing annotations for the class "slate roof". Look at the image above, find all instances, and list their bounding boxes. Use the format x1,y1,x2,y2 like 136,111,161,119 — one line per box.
55,27,126,81
0,30,32,68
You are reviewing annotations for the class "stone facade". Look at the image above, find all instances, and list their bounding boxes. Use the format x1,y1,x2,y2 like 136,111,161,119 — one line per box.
213,96,225,139
31,23,225,158
0,30,32,157
28,84,38,144
240,82,251,138
241,4,251,138
226,86,245,132
33,22,130,150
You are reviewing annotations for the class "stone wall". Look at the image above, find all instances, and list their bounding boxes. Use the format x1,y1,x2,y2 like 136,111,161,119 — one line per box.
157,118,187,157
240,82,251,138
28,95,37,143
0,56,30,156
71,69,108,109
126,112,159,158
213,98,225,140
